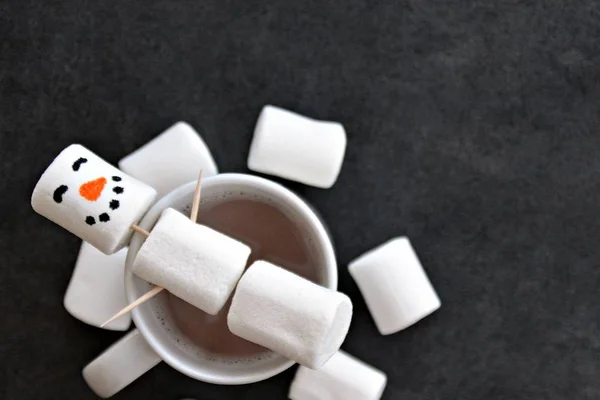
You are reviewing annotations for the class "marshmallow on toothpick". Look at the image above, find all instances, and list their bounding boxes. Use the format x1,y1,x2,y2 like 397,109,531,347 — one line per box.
248,105,347,188
119,122,218,197
349,237,441,335
64,242,131,331
228,261,353,369
132,208,251,315
31,144,157,255
289,351,387,400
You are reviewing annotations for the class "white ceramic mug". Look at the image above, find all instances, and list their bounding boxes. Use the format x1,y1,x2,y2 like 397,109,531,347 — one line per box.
83,173,338,398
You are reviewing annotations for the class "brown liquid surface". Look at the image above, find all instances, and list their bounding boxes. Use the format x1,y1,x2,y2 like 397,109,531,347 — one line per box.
166,198,319,357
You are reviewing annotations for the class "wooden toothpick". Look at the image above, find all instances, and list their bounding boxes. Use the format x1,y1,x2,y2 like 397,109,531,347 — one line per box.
130,224,150,237
190,169,203,224
100,285,164,327
100,170,204,328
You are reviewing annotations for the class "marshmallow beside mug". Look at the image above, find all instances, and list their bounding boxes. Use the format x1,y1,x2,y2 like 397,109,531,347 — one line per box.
228,260,353,369
64,242,131,331
349,237,441,335
119,122,219,197
132,207,251,315
289,351,387,400
248,105,347,189
31,144,157,255
83,329,161,398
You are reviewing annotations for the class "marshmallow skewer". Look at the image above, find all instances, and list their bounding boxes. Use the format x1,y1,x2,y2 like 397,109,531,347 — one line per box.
228,260,353,369
31,144,158,255
100,170,204,328
132,206,250,315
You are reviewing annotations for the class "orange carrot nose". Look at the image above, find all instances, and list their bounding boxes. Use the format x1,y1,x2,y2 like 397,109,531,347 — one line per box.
79,177,107,201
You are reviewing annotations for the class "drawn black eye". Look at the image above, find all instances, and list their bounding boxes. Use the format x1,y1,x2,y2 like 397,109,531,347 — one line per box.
53,185,68,203
112,176,122,182
72,157,88,171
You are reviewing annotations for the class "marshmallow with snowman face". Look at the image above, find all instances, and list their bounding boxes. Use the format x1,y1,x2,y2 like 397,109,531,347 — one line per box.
31,144,157,255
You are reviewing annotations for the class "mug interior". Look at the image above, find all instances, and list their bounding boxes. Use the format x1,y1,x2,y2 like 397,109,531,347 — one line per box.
125,173,337,384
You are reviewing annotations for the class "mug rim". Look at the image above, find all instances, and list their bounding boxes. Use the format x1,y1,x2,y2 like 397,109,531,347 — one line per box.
124,173,338,384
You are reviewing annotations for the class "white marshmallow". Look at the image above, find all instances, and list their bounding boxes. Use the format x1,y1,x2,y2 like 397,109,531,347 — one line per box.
247,105,347,189
289,351,387,400
64,242,130,331
132,208,250,315
348,237,441,335
227,261,353,369
31,144,157,255
119,122,218,197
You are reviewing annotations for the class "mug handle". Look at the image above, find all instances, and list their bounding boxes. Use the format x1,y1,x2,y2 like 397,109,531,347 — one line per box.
83,329,162,398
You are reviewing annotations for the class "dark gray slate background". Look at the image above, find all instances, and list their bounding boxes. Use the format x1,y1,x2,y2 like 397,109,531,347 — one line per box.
2,1,600,399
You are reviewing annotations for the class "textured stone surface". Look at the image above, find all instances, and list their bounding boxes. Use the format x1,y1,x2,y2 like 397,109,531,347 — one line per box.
3,1,600,399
